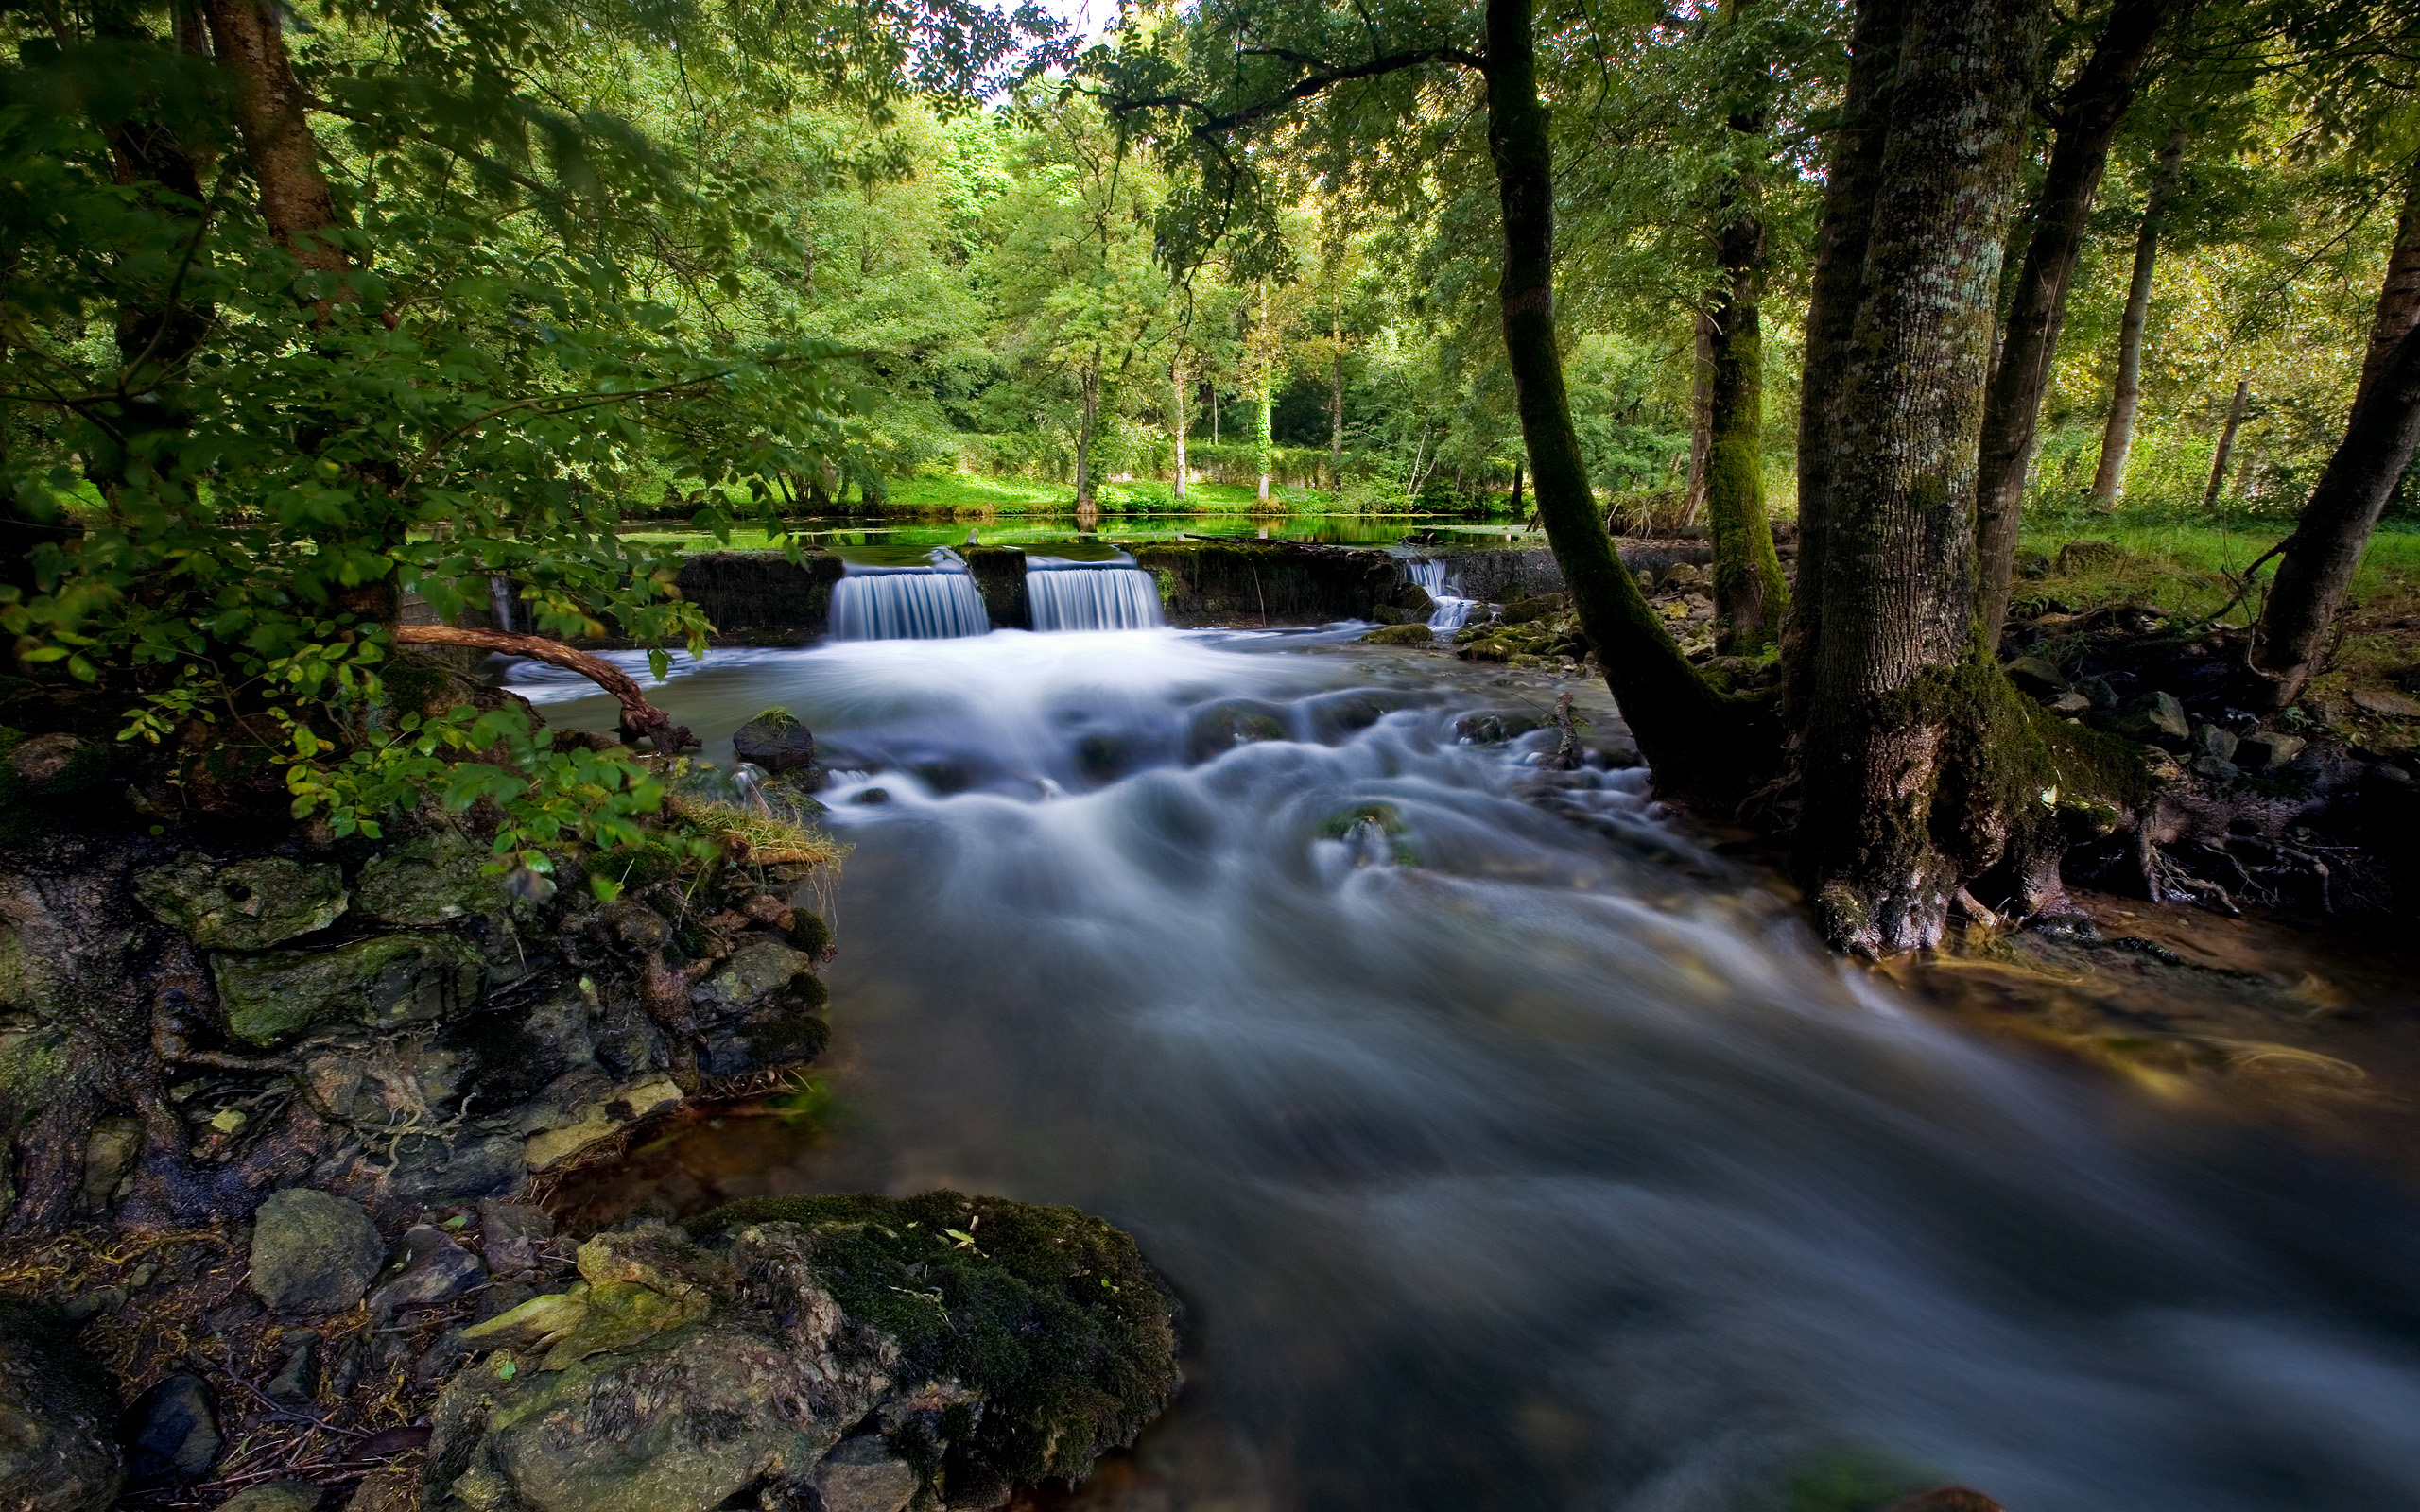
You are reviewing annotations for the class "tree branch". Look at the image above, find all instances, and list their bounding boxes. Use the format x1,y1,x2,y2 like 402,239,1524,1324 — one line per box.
392,625,698,752
1096,45,1485,138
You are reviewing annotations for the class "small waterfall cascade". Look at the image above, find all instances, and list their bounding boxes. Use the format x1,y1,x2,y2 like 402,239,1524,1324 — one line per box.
489,575,517,633
829,554,991,641
1408,558,1475,633
1026,558,1166,631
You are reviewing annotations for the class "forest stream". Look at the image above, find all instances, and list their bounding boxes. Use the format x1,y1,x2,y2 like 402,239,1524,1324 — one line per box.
511,628,2420,1512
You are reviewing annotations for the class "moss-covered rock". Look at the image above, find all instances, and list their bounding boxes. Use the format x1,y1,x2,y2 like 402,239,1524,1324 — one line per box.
211,934,485,1045
1359,622,1436,645
354,829,507,927
732,707,819,774
688,938,829,1079
248,1188,384,1314
0,1297,122,1512
133,853,348,949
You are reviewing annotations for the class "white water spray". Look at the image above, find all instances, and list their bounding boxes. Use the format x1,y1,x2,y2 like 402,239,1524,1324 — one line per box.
1027,562,1166,631
1408,558,1475,633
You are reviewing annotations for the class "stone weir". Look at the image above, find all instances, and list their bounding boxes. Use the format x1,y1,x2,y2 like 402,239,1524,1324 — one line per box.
628,535,1743,644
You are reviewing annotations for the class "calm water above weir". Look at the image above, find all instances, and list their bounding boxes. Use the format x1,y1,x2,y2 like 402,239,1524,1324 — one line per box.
513,631,2420,1512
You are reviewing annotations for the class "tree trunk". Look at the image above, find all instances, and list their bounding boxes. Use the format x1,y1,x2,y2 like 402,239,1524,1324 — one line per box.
2356,159,2420,408
1973,0,2176,634
1171,359,1189,504
1329,345,1345,491
1703,0,1789,655
1253,378,1273,503
2249,332,2420,709
1792,0,2074,954
1075,347,1100,507
1684,310,1714,522
1481,0,1748,796
2089,126,2186,505
1785,0,1912,727
199,0,347,284
2202,378,2248,511
1511,462,1525,517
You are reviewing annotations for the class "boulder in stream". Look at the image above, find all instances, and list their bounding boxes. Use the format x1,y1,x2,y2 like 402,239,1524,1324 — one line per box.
733,707,820,773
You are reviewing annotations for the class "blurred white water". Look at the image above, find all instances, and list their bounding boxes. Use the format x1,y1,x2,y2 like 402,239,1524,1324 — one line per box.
523,629,2420,1512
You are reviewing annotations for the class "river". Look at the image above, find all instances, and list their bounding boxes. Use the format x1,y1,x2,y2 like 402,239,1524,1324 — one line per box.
512,627,2420,1512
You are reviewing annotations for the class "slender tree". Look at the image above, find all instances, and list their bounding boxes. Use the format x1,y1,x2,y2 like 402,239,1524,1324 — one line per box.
2202,377,2249,510
2089,125,2188,504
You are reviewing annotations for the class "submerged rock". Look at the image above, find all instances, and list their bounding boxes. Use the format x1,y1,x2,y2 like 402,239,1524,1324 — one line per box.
134,853,347,949
424,1194,1179,1512
0,1298,122,1512
249,1188,384,1314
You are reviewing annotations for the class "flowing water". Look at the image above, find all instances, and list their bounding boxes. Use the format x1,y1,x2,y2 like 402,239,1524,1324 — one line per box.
828,565,993,641
1027,561,1167,631
1408,557,1476,633
511,630,2420,1512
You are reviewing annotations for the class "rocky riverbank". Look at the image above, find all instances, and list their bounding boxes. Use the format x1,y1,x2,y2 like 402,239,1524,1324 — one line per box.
0,705,1180,1512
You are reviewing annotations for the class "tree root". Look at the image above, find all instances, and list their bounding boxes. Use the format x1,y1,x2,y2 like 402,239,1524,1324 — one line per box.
392,625,698,752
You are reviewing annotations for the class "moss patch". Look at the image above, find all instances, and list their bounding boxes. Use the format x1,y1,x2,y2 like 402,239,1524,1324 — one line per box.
687,1191,1179,1488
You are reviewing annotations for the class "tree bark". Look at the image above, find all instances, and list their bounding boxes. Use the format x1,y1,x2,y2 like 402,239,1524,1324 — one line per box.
1974,0,2176,635
199,0,347,283
1785,0,1913,727
1481,0,1748,796
1075,347,1100,507
1253,377,1274,503
2089,126,2186,504
1685,310,1714,523
2249,330,2420,709
1793,0,2060,954
1171,359,1189,503
2356,158,2420,409
1704,0,1789,655
2202,378,2247,511
392,627,698,752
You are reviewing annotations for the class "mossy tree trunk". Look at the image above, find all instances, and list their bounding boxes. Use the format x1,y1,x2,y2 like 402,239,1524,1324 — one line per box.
1329,344,1345,491
1483,0,1753,798
1171,358,1189,503
1703,0,1789,655
1253,371,1274,503
1974,0,2177,635
2356,162,2420,408
1790,0,2100,954
1076,347,1101,507
1685,312,1713,523
2089,126,2187,506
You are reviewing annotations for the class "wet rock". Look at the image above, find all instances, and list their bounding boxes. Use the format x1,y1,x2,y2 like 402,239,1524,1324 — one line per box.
267,1332,320,1401
212,933,484,1045
813,1435,920,1512
478,1199,557,1275
1359,622,1435,645
7,731,95,786
1659,562,1704,591
732,709,818,773
688,939,829,1079
2115,691,2190,744
425,1195,1178,1512
78,1114,142,1214
346,1467,418,1512
521,1077,684,1171
2073,674,2117,710
2046,692,2092,716
250,1188,383,1314
1455,711,1545,744
1371,579,1436,625
126,1371,219,1486
2351,687,2420,720
2192,724,2239,765
2003,656,2066,696
135,853,348,949
387,1132,525,1203
2238,730,2306,770
369,1226,488,1318
354,828,506,927
0,1298,123,1511
1502,592,1572,623
1186,698,1292,761
213,1482,322,1512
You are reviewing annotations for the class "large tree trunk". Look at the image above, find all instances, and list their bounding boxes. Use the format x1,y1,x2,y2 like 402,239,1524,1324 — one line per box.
1785,0,1913,726
1973,0,2176,635
1792,0,2081,954
2356,163,2420,407
1075,347,1100,507
200,0,347,282
2202,378,2248,511
1171,359,1189,504
2249,328,2420,709
1704,0,1789,655
1481,0,1750,797
2089,127,2187,505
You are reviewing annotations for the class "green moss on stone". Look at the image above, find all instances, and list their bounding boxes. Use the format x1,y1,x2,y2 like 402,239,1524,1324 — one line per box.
686,1191,1180,1489
212,934,485,1045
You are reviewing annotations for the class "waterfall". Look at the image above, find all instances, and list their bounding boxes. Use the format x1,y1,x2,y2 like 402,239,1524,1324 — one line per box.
489,575,516,634
1407,558,1475,632
829,568,991,641
1027,565,1166,631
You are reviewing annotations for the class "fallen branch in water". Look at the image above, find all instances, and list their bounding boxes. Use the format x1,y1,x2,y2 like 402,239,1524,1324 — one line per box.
392,625,698,752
